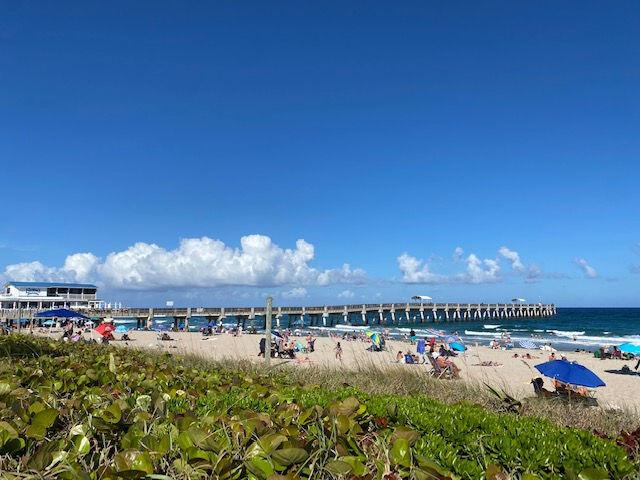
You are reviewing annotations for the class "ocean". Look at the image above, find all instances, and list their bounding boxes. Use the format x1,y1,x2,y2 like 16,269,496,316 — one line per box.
111,307,640,352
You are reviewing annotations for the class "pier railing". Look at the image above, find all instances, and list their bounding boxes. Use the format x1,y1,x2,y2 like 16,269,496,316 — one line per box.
1,302,556,326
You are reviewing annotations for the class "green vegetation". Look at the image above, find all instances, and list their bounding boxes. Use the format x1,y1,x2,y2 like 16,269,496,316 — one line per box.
0,335,637,479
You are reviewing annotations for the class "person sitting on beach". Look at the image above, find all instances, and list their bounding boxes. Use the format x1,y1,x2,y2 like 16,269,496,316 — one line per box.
490,339,499,350
548,352,556,361
396,350,404,363
531,377,555,397
436,355,461,378
439,344,456,357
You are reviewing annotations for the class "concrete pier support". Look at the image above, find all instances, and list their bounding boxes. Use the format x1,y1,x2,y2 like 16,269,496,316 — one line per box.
185,307,191,331
432,308,438,322
420,309,425,322
444,307,450,320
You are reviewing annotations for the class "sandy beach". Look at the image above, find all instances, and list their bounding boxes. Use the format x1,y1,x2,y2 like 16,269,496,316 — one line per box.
31,329,640,410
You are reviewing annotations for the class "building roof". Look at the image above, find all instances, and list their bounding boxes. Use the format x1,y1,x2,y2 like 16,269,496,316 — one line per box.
4,281,97,289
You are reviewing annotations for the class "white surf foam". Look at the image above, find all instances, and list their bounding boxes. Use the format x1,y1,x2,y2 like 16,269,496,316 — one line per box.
549,330,585,338
465,330,500,337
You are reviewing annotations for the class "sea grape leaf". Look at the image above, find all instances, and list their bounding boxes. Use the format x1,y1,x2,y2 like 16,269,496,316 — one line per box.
26,408,58,439
246,457,275,478
257,433,288,454
390,438,411,468
114,449,154,476
271,447,308,466
102,402,122,424
324,460,352,476
32,408,58,429
392,426,420,446
578,469,609,480
340,456,367,476
71,434,91,455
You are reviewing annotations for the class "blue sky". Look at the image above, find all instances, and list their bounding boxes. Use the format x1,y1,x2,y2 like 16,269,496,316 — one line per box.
1,1,639,306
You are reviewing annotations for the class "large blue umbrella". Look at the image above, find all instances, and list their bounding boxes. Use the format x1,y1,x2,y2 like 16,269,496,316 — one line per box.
36,308,89,320
449,341,466,352
535,360,605,388
619,343,640,355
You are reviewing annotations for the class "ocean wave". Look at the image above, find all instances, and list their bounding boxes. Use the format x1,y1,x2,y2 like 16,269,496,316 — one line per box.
549,330,585,337
566,334,640,346
483,324,500,329
465,330,502,337
333,325,369,331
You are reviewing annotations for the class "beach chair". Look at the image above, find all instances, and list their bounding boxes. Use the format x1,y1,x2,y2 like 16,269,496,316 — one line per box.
531,377,557,398
427,355,453,379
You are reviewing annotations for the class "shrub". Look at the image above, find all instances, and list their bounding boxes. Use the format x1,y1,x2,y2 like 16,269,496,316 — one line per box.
0,335,636,479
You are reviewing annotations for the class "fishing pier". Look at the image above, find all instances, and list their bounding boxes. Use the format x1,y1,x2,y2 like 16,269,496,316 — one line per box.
64,302,556,330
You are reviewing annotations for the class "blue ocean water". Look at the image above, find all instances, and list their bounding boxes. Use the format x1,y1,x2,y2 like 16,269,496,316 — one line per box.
111,308,640,351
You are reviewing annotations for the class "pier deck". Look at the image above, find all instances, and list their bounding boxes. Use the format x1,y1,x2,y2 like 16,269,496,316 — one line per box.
2,302,555,329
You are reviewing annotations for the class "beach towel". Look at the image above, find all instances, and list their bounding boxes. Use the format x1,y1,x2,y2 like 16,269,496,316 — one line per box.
519,339,538,349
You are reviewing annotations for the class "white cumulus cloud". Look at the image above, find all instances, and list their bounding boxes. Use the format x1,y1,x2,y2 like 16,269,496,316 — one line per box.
398,251,500,284
575,258,598,279
453,247,464,261
498,246,524,272
1,235,366,290
282,287,308,298
338,289,355,299
457,254,501,284
397,253,445,284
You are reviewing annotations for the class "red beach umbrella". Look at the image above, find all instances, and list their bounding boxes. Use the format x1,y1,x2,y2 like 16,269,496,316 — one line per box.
95,322,114,337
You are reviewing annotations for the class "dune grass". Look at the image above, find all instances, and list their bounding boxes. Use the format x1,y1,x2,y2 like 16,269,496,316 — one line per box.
179,352,640,437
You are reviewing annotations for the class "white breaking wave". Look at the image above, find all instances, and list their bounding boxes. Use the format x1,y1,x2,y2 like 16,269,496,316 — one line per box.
483,324,501,329
333,325,370,331
549,330,585,338
465,330,502,337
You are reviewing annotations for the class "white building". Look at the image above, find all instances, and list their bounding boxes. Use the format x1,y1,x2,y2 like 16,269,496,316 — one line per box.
0,281,101,310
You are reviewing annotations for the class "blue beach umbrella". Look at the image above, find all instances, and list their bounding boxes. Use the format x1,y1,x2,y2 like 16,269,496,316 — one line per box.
535,360,605,388
619,343,640,355
449,341,466,352
36,308,89,320
442,335,460,344
115,325,129,334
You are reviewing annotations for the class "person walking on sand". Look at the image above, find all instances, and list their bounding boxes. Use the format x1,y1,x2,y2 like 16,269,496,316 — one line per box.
335,342,343,361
